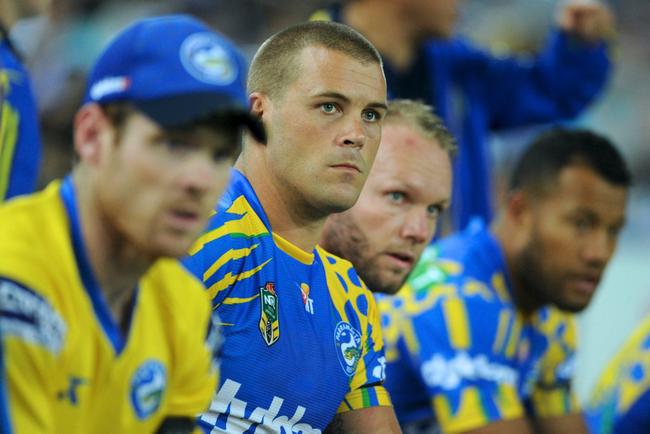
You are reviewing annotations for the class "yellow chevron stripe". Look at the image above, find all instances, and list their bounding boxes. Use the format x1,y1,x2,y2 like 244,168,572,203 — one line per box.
189,195,268,255
221,293,260,305
208,258,272,300
203,244,260,282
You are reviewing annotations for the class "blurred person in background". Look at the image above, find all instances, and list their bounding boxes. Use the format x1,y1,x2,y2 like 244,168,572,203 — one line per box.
312,0,614,233
321,99,455,296
183,21,402,433
0,0,47,201
586,315,650,434
0,14,263,433
10,0,170,186
379,129,630,433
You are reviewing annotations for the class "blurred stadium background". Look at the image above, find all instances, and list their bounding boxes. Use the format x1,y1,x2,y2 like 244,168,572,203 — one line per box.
9,0,650,404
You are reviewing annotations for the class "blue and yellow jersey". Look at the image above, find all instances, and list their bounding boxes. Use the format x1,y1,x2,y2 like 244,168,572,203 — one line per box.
378,222,578,433
184,169,390,433
586,316,650,434
529,306,579,419
0,177,219,434
0,32,41,201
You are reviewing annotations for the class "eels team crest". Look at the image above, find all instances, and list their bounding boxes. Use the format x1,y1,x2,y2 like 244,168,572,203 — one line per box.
130,360,167,420
334,321,362,376
180,32,238,85
259,282,280,346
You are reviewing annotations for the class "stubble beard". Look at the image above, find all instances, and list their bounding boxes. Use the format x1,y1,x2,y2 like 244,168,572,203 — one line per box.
322,215,404,294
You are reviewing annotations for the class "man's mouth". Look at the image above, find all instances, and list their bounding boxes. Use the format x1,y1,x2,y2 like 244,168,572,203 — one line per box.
386,251,415,269
330,162,361,173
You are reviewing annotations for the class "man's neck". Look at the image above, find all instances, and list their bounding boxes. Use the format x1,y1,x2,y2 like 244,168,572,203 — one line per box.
343,0,420,71
490,217,541,316
73,171,152,328
235,153,325,254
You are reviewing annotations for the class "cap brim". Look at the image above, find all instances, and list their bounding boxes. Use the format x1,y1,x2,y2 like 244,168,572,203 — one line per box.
134,92,266,143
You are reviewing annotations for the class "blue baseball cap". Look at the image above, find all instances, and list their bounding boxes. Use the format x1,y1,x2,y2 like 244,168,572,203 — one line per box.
84,14,265,142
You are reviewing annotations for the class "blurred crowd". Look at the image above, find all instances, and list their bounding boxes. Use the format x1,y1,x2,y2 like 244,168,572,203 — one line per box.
7,0,650,212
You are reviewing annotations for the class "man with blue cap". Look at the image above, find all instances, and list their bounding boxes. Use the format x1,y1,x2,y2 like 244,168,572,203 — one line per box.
0,14,262,434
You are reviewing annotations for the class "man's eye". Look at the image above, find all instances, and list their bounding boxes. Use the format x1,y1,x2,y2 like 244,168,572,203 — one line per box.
574,217,594,233
321,103,338,114
362,110,381,122
427,205,442,218
388,192,405,203
161,138,189,153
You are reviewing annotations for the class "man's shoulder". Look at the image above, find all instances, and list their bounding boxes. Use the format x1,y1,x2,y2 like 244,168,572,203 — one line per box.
0,182,70,288
189,171,270,260
145,258,207,302
0,181,63,231
315,247,378,333
316,246,370,296
405,230,511,313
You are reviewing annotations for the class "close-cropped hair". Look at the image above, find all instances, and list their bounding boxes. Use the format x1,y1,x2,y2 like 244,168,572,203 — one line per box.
247,21,382,99
509,128,632,196
384,99,457,157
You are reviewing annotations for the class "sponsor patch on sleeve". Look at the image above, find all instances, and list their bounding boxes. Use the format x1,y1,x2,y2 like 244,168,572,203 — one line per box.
0,278,67,354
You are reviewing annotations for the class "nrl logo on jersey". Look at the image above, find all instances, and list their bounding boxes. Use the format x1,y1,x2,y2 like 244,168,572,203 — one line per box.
334,321,362,376
259,282,280,346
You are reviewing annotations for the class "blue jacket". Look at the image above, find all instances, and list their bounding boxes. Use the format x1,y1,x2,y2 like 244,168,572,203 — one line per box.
0,29,42,201
318,5,611,230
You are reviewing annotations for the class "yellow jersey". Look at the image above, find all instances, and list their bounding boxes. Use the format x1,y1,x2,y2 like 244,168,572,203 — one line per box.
0,178,220,433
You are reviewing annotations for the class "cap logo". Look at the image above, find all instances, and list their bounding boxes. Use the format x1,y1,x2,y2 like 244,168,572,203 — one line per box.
89,76,131,101
180,32,237,85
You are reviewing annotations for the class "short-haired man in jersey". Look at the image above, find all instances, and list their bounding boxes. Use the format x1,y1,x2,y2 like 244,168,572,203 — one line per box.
380,129,630,434
0,15,265,434
183,21,402,433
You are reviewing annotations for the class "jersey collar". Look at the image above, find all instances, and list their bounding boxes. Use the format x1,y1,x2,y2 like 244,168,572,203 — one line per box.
59,175,138,355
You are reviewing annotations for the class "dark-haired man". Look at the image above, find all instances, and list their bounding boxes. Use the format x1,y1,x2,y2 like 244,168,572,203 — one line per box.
184,21,401,433
380,129,630,433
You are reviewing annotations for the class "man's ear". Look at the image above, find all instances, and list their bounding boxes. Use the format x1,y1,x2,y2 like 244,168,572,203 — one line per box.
505,190,528,225
249,92,267,118
504,189,535,248
73,103,113,166
248,92,269,145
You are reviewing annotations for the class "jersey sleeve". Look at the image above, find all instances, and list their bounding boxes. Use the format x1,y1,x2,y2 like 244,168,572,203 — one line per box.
448,30,611,130
0,277,65,433
528,309,580,418
338,290,392,413
406,278,526,432
166,300,221,418
0,58,42,201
